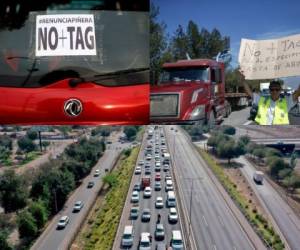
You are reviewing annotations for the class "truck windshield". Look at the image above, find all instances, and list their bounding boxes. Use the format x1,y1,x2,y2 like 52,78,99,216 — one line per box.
0,1,149,87
160,67,209,83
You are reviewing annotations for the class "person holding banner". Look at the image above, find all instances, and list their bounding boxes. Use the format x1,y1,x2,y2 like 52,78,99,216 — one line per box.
241,72,300,125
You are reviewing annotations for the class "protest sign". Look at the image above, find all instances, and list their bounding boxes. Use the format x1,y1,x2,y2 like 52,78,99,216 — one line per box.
238,34,300,79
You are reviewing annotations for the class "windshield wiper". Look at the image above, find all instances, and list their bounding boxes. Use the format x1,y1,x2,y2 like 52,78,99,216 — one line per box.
69,67,149,87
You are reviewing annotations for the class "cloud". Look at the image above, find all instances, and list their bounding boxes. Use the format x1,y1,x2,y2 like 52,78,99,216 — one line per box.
254,29,300,40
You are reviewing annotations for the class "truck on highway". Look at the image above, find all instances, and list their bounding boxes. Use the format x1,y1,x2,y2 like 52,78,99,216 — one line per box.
150,58,247,125
141,177,151,190
253,171,264,184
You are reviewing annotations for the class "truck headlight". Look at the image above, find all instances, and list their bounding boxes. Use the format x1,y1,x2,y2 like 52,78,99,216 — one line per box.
189,105,205,119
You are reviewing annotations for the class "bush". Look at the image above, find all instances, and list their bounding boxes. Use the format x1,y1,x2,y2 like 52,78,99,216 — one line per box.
26,130,38,140
124,148,132,157
17,210,38,238
17,136,36,153
28,200,49,229
0,230,12,250
221,126,236,135
103,174,119,188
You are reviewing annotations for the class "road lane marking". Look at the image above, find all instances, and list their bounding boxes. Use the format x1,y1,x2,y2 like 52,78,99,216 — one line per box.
203,215,208,227
212,244,217,250
218,215,225,227
243,120,252,125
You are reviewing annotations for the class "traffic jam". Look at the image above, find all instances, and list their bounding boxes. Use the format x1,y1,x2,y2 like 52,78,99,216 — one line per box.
119,126,184,250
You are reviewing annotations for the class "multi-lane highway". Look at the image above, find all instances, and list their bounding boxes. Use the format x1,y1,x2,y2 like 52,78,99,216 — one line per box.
165,126,265,250
113,127,184,250
31,133,128,250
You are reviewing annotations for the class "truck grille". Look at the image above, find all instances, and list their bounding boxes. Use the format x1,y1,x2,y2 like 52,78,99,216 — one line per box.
150,93,179,118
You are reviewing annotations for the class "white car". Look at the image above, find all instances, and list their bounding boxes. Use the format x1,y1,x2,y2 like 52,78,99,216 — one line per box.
146,154,152,161
155,197,164,208
138,160,145,166
144,187,152,198
141,209,151,222
131,191,139,203
139,232,151,250
168,207,178,223
57,216,69,229
73,201,83,212
135,166,142,175
94,169,100,177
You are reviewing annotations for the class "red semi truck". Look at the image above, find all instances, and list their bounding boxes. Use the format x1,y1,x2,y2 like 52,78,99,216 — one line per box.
150,59,240,125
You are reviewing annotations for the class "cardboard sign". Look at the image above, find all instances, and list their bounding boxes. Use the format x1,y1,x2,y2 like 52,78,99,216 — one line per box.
35,14,97,56
238,34,300,79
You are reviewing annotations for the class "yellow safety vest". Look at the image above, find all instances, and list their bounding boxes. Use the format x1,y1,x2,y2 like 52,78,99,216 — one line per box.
255,96,289,125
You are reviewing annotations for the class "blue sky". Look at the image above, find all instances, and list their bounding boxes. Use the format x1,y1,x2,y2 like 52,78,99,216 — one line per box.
152,0,300,88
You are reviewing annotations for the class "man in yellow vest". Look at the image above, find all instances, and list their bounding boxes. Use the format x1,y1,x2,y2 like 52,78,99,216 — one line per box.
242,77,300,125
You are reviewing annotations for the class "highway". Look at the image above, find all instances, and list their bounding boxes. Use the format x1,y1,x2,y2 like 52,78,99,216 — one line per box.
31,133,128,250
165,126,265,250
113,127,184,250
237,156,300,249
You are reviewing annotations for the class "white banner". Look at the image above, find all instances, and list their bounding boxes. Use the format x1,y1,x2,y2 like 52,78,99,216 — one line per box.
238,34,300,79
35,14,97,56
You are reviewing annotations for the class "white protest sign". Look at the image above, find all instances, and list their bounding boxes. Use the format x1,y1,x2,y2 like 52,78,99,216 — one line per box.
35,14,97,56
238,34,300,79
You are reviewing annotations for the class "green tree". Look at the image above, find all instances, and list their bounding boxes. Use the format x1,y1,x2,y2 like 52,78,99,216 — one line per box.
269,158,287,179
290,152,298,169
0,135,12,150
283,174,300,194
186,20,202,58
28,200,49,229
0,170,28,213
124,126,138,141
150,2,167,84
221,126,236,135
103,173,118,188
26,130,38,140
216,139,241,164
278,168,292,180
238,135,250,146
0,230,12,250
252,148,266,162
42,141,50,150
62,160,90,183
17,210,38,238
170,25,189,60
17,136,36,153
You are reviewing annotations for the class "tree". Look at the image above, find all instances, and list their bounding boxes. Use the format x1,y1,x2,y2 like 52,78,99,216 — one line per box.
17,136,36,153
221,126,236,135
170,25,189,60
252,148,265,162
290,152,298,170
186,20,202,58
62,160,90,183
278,168,292,180
28,200,49,229
216,139,239,164
269,158,287,179
0,135,12,150
17,210,38,238
0,170,28,213
238,135,250,146
150,2,167,83
103,173,118,188
0,230,12,250
283,175,300,194
42,141,50,150
124,126,138,141
26,130,38,140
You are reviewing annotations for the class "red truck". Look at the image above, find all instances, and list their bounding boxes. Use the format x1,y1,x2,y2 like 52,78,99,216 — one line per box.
141,177,151,190
150,59,232,125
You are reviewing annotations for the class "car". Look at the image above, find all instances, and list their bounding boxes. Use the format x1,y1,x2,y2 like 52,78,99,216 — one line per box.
133,183,140,191
145,162,151,168
87,181,95,188
163,164,170,172
138,160,145,166
139,232,151,250
155,173,161,181
143,187,152,198
154,181,161,191
73,201,83,212
0,5,150,125
165,180,174,192
122,225,134,247
141,208,151,222
165,175,172,181
146,154,152,161
171,230,183,249
94,169,100,177
130,206,139,219
131,191,139,203
135,166,142,175
155,197,164,208
154,223,165,240
168,207,178,223
145,168,151,175
56,216,69,229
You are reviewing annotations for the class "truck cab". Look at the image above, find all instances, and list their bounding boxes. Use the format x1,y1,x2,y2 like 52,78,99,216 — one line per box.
150,59,230,125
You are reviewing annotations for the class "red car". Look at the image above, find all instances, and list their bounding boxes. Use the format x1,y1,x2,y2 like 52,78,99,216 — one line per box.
0,3,149,125
155,173,161,181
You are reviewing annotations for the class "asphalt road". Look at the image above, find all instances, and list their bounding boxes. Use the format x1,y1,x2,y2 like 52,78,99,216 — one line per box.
113,127,184,250
31,133,128,250
237,156,300,249
165,126,257,250
222,107,252,126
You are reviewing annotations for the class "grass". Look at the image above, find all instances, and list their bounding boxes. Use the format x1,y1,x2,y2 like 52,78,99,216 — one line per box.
83,146,139,250
20,151,41,165
198,148,285,250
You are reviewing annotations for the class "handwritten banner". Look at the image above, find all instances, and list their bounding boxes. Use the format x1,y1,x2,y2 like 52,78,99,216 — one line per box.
238,34,300,79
